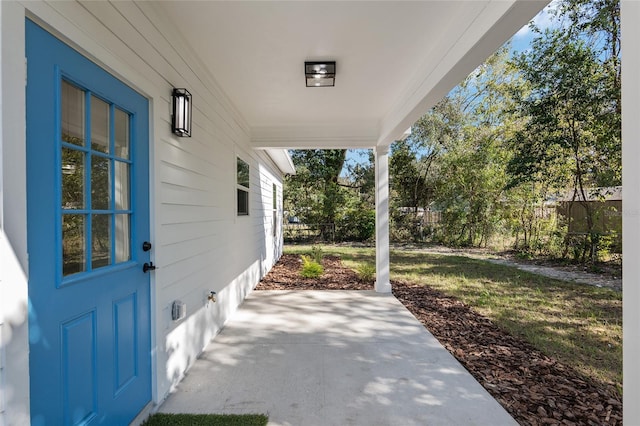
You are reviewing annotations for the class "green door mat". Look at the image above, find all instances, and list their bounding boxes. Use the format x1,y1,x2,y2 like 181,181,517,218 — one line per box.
142,413,268,426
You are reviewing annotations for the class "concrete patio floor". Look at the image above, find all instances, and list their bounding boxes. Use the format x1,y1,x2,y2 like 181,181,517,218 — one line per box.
157,290,517,426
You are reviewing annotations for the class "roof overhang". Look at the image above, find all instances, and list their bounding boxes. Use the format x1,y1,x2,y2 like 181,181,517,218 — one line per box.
156,1,548,149
266,149,296,176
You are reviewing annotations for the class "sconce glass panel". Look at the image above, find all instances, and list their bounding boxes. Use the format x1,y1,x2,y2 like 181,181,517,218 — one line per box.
172,88,192,137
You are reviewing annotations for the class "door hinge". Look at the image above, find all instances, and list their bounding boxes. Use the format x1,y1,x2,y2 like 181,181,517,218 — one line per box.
24,57,28,86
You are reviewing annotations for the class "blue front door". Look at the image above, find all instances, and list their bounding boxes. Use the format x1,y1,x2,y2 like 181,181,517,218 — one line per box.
26,20,152,425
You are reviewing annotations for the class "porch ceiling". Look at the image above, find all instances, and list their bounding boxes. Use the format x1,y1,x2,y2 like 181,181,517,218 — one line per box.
156,1,547,149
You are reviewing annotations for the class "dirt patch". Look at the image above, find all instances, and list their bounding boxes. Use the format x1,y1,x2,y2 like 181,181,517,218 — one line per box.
257,254,622,426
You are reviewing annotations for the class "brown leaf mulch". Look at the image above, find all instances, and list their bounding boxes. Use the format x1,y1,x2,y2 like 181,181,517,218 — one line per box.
256,254,622,426
257,254,372,290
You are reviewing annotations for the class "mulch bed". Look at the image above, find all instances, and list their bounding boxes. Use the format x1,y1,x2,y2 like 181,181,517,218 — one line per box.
257,254,622,426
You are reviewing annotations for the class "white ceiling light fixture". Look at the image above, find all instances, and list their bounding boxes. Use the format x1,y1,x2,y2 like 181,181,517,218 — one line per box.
305,61,336,87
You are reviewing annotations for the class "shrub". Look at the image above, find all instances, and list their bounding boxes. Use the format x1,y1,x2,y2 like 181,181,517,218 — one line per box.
336,208,376,241
596,231,618,262
310,245,324,263
357,263,376,282
300,255,323,278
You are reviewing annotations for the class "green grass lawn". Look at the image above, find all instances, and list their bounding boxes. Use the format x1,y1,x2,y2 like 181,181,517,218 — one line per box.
285,244,622,390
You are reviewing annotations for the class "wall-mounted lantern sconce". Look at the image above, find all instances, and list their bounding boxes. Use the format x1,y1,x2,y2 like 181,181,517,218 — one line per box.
172,88,192,137
305,61,335,87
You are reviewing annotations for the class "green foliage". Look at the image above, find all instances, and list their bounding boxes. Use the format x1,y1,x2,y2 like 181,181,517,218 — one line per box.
310,245,324,263
385,0,621,262
285,150,347,235
596,231,618,261
508,33,617,188
300,255,324,278
356,263,376,282
392,46,518,247
142,413,268,426
284,149,376,243
336,207,376,241
505,1,620,261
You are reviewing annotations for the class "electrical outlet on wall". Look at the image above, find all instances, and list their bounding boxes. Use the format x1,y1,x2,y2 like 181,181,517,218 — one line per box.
171,300,186,321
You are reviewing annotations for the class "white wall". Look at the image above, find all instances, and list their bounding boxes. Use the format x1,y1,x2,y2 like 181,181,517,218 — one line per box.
0,2,30,425
0,1,285,422
0,318,3,425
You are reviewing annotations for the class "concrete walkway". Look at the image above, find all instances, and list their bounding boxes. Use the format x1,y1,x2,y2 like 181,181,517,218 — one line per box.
158,290,517,426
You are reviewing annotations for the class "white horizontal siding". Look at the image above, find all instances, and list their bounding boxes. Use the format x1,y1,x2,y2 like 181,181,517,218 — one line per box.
0,318,5,426
0,232,5,425
0,0,287,417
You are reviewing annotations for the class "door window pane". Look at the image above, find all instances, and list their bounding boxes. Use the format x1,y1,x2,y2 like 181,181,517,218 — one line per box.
62,147,85,209
92,214,111,269
114,108,129,159
63,214,86,276
115,214,130,263
61,81,85,146
91,96,109,153
115,161,129,210
60,83,135,274
91,156,110,210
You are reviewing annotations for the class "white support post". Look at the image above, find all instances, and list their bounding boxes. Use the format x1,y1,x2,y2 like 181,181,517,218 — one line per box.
622,1,639,423
375,145,392,293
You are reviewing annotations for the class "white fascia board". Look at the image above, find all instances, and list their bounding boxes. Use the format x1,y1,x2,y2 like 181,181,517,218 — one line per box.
265,149,296,176
378,0,549,146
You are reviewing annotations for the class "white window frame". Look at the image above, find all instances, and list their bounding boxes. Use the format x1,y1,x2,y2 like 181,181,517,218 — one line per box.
272,183,278,237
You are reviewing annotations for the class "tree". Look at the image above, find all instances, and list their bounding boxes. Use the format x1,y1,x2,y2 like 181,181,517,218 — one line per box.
285,149,377,241
397,47,519,246
285,150,346,238
557,0,621,184
508,22,620,260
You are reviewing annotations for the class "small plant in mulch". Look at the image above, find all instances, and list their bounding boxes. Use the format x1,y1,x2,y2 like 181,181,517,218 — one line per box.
310,245,324,263
300,254,324,278
356,263,376,282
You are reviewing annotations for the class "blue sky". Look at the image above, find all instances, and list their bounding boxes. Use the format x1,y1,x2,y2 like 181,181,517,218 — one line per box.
340,1,560,177
510,0,559,53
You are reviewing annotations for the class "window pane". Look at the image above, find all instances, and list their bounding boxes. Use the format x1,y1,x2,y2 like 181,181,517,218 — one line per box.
115,214,130,263
92,214,111,269
63,214,86,276
91,156,110,210
61,81,85,146
237,188,249,215
115,161,129,210
273,184,277,210
273,210,277,237
62,147,85,209
237,158,249,189
91,96,109,153
114,108,129,159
